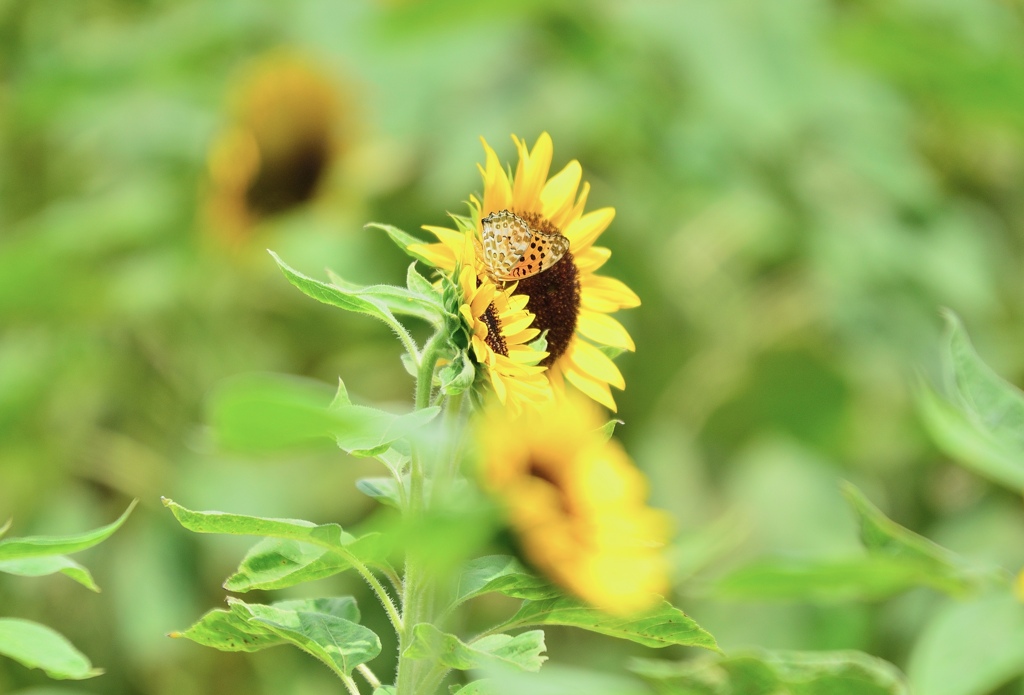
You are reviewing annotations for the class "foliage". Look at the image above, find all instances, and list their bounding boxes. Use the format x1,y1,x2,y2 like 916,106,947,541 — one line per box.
0,504,135,680
5,1,1024,694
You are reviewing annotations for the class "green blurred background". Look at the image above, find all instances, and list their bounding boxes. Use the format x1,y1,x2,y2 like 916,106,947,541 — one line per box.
3,0,1024,693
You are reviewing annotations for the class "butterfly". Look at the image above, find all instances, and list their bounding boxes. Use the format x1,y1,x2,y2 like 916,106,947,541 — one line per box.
479,210,570,282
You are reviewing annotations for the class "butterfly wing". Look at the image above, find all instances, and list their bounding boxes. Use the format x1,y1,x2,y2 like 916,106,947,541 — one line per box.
480,211,534,280
507,231,570,279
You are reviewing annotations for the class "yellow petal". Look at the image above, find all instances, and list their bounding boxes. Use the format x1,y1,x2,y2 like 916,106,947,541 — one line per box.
566,181,591,227
541,159,582,225
500,312,535,336
470,282,496,317
577,312,635,352
513,132,553,214
569,339,625,390
574,246,612,274
582,275,641,310
480,137,512,214
490,367,508,403
564,207,615,252
563,361,617,412
408,242,456,270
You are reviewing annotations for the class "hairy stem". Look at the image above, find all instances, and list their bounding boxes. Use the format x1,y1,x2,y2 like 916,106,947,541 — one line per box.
396,340,452,695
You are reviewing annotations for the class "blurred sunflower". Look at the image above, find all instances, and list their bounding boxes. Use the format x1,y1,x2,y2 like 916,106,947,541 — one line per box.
206,54,346,240
479,394,669,614
413,133,638,411
456,259,552,413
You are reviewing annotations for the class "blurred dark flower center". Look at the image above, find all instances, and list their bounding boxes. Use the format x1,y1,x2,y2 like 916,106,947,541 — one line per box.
245,137,330,217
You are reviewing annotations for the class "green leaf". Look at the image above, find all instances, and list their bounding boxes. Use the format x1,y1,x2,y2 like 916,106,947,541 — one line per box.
174,596,378,678
598,419,624,443
0,619,101,680
452,556,560,606
908,589,1024,695
331,378,353,408
272,250,412,325
356,477,404,509
325,268,443,324
713,556,958,602
0,555,99,592
163,497,353,546
374,688,397,695
842,482,993,594
917,311,1024,491
632,649,910,695
367,222,436,264
466,663,650,694
438,350,478,396
233,597,381,677
209,373,440,455
405,623,546,673
943,310,1024,446
171,606,281,653
407,261,437,295
163,499,390,591
917,379,1024,490
0,518,11,539
223,534,388,593
0,501,136,562
507,597,719,651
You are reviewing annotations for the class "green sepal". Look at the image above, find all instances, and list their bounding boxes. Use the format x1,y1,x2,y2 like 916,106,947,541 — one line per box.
439,349,477,396
598,419,624,442
405,623,546,673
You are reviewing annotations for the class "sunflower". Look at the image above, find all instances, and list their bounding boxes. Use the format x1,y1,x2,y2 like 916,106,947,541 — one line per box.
479,394,669,614
206,54,345,240
450,229,553,413
412,133,638,411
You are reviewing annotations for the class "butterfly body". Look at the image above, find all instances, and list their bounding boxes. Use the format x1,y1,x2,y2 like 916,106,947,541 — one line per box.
479,210,569,282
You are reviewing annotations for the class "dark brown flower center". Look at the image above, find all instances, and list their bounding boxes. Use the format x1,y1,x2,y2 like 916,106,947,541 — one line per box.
480,302,508,357
527,457,572,514
245,136,330,216
511,211,580,366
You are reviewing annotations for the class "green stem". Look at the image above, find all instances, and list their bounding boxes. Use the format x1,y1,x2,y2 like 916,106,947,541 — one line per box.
341,549,403,634
415,333,444,412
396,334,449,695
356,664,382,690
340,672,362,695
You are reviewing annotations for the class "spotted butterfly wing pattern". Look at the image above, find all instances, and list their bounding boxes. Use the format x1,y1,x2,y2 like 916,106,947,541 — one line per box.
480,210,570,282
